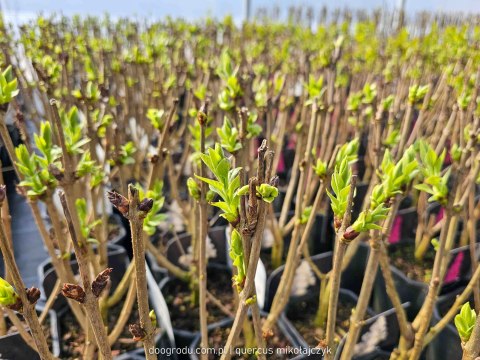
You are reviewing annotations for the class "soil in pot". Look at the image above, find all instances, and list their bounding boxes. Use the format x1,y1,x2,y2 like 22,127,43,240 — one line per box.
202,322,291,360
389,242,435,284
286,292,369,348
163,266,234,332
388,241,473,292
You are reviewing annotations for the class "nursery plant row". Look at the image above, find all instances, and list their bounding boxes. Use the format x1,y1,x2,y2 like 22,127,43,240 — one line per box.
0,7,479,360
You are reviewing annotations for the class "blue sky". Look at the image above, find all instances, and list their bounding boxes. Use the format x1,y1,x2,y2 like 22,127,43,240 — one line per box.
1,0,479,23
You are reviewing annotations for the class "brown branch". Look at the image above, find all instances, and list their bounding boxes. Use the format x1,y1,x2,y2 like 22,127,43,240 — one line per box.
59,191,113,360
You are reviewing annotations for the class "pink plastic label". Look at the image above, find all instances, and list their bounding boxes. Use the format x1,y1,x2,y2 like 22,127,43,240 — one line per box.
444,252,464,284
436,207,445,223
278,153,285,173
389,215,403,244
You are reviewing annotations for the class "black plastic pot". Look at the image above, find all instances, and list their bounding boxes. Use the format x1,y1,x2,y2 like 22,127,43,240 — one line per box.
373,263,427,319
335,310,461,360
425,309,462,360
264,243,370,312
37,244,129,311
107,213,129,250
434,286,472,360
276,147,295,185
290,307,403,359
188,311,301,360
163,226,228,270
0,305,61,359
285,289,376,350
375,242,479,317
158,263,233,352
261,211,331,265
425,201,480,244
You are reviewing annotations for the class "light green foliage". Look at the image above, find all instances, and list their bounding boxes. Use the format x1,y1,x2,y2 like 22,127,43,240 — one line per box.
455,302,477,342
381,95,395,112
313,159,327,178
351,203,389,232
371,146,419,208
75,198,102,244
347,91,363,113
246,113,262,139
362,83,377,105
194,84,207,101
361,83,377,118
229,228,245,290
299,206,312,225
254,79,268,108
305,75,325,104
457,90,472,110
34,121,62,166
118,141,137,165
451,143,462,162
38,55,61,86
16,144,54,198
256,183,279,203
91,110,113,138
0,276,19,307
136,180,166,236
76,151,104,187
60,106,90,155
335,138,359,166
188,113,213,162
414,140,450,205
326,158,352,219
217,50,242,111
408,84,429,105
187,177,200,200
0,66,19,105
149,310,157,328
217,117,242,153
195,144,242,223
383,130,400,148
72,81,100,102
147,108,165,130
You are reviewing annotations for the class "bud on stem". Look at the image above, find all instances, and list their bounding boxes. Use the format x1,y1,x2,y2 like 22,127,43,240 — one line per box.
91,268,113,297
107,190,129,216
61,283,86,303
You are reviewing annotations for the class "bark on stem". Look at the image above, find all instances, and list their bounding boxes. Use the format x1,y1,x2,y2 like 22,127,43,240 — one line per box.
220,146,273,360
59,192,113,360
325,175,357,360
0,190,53,360
341,198,404,359
198,103,209,358
126,185,156,360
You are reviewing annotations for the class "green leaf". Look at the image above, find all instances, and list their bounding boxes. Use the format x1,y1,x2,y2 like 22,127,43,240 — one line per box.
256,184,279,203
455,302,477,342
0,276,20,306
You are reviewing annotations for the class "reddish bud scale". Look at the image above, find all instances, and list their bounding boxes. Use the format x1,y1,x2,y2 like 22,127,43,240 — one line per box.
7,297,23,312
26,287,41,304
343,227,359,241
61,283,86,303
92,268,113,297
129,323,146,341
107,190,129,216
138,198,154,213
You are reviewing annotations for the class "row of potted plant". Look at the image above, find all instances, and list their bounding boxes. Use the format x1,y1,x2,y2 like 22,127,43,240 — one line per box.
0,6,479,360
